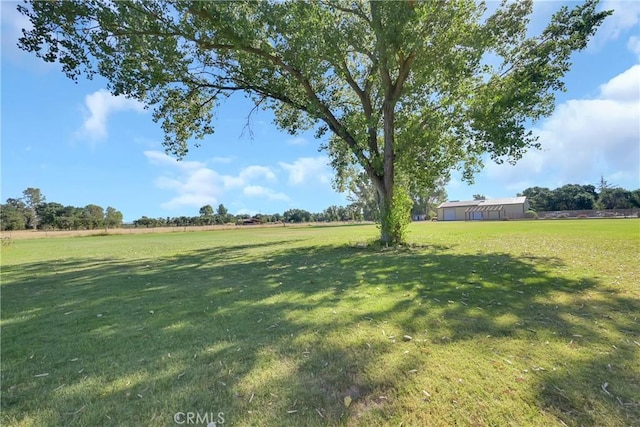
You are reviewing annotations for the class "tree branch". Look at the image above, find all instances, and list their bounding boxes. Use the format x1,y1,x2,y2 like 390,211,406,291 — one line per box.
391,52,415,102
318,0,372,25
340,59,380,158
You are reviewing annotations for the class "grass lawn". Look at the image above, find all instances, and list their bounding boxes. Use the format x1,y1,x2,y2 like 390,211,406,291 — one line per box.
1,220,639,426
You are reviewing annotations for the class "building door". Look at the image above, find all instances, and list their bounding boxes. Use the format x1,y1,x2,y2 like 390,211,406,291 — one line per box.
471,212,483,220
444,209,456,221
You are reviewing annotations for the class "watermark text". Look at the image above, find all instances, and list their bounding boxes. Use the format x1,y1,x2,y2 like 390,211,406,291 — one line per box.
174,411,225,426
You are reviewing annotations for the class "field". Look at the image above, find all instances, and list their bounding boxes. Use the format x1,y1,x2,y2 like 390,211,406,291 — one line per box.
1,220,639,426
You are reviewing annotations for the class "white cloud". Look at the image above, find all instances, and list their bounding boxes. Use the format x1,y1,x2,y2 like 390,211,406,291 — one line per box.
78,89,145,140
629,36,640,58
589,0,640,49
148,155,222,209
1,2,58,72
1,3,29,51
485,64,640,189
218,165,276,189
144,150,287,210
279,156,332,185
599,64,640,101
243,185,291,202
287,137,308,146
1,3,36,63
447,177,462,189
239,165,276,182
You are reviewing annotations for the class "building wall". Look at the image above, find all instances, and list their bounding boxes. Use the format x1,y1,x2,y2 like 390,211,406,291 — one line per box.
456,207,469,220
486,210,500,220
503,203,527,219
439,202,529,220
438,206,475,221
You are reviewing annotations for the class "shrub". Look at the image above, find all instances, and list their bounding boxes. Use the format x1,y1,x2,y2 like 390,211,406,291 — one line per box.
378,186,413,245
524,209,538,219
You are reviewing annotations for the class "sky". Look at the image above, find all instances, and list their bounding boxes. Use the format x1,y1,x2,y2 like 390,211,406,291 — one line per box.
1,1,639,222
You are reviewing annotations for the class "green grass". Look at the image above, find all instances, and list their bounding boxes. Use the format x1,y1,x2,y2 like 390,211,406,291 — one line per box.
1,220,639,426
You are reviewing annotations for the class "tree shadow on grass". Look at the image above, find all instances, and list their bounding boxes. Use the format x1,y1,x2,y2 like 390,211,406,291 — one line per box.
1,241,638,426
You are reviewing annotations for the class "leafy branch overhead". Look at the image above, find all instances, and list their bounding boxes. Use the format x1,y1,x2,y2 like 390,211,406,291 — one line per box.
18,0,610,243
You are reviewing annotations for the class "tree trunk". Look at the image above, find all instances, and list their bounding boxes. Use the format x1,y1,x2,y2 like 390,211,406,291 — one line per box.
377,184,395,245
382,100,400,245
369,101,408,246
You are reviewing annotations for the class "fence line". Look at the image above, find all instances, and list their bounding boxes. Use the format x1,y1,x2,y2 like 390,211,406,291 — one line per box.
536,208,639,219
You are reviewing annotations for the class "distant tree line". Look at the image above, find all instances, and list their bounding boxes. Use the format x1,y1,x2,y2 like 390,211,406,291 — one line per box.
1,188,124,231
5,178,636,232
519,179,640,212
130,203,368,228
129,176,449,228
2,175,448,232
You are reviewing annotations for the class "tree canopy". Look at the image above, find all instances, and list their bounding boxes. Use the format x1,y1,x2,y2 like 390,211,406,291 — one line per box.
18,0,610,243
0,188,124,231
519,184,640,211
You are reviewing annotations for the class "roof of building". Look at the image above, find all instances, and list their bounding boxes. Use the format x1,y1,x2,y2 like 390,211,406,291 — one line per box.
466,204,504,212
437,200,482,208
438,196,527,209
480,196,527,206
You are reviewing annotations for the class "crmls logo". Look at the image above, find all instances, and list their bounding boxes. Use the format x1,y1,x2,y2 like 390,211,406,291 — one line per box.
174,412,225,426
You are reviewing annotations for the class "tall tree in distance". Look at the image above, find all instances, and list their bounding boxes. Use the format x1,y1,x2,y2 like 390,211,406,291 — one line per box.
83,204,105,229
473,194,486,201
597,175,614,193
105,207,124,228
336,167,381,221
216,204,229,223
22,187,45,230
199,205,214,217
17,1,610,244
216,204,228,217
412,177,448,220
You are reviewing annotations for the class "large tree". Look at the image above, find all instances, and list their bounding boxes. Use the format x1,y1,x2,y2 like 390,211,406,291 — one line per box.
18,0,609,244
339,166,447,222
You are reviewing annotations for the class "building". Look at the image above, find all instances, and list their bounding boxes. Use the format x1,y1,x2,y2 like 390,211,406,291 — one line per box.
437,197,529,221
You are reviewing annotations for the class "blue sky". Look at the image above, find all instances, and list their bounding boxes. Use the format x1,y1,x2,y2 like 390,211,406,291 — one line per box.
2,1,639,222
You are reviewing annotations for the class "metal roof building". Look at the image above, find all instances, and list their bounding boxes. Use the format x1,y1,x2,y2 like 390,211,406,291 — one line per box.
437,197,529,221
